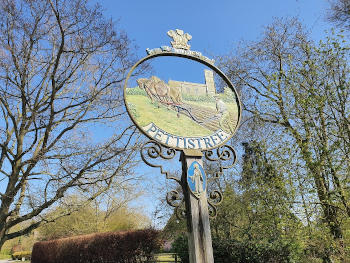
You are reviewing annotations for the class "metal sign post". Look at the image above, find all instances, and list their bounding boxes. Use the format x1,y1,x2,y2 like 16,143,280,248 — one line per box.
124,30,241,263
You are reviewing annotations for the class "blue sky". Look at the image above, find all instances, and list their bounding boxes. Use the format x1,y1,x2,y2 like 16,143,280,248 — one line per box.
99,0,331,58
0,0,336,230
92,0,334,225
98,0,333,89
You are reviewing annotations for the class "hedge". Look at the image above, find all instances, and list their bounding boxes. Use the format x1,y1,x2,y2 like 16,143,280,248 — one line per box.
32,229,160,263
172,234,292,263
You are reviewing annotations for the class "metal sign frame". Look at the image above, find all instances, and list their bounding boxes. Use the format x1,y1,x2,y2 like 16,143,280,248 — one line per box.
123,51,242,151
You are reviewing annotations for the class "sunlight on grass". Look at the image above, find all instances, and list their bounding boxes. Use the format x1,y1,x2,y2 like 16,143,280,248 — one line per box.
154,253,181,262
0,254,10,260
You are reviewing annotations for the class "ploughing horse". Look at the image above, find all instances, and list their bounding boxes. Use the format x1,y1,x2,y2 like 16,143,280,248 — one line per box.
137,76,182,105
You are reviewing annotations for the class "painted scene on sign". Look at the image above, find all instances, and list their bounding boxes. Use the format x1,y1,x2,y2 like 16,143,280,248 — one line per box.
126,69,238,133
125,61,240,150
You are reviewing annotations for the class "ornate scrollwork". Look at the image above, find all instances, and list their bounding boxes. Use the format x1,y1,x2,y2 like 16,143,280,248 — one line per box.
208,190,223,206
166,190,186,220
204,144,237,177
175,202,187,220
166,190,182,207
204,144,237,218
141,140,185,219
140,140,179,183
206,190,223,218
208,202,218,218
141,140,237,220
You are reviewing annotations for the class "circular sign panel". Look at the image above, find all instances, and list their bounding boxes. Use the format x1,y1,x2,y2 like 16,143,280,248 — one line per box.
124,51,241,151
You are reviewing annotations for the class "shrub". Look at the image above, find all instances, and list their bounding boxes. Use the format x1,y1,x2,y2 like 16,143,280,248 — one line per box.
11,250,31,260
212,238,292,263
32,229,160,263
126,87,147,96
171,234,189,263
171,235,292,263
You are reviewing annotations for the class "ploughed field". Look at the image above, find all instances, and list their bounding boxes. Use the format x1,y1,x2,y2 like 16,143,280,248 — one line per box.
179,103,220,132
178,102,238,133
125,92,239,137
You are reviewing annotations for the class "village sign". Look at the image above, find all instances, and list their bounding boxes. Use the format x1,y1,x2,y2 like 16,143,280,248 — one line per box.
123,29,241,263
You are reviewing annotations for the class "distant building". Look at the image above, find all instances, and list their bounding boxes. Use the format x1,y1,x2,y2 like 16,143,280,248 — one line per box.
168,69,216,96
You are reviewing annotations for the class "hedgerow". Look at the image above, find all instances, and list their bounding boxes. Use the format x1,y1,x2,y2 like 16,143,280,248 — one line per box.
126,87,147,96
171,234,292,263
32,229,160,263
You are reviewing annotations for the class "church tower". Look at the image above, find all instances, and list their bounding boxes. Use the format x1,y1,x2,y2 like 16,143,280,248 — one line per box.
204,69,216,95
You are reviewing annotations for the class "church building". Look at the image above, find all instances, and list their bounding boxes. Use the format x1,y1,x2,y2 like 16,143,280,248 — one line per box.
168,69,216,96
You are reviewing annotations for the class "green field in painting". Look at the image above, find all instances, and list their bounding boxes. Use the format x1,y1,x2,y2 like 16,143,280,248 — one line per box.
185,100,238,119
126,94,212,137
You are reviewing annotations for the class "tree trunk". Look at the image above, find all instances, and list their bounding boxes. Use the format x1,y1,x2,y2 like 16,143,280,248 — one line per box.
0,228,8,251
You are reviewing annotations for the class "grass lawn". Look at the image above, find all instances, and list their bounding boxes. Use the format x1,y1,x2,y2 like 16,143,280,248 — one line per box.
126,95,212,137
154,253,181,262
0,254,10,260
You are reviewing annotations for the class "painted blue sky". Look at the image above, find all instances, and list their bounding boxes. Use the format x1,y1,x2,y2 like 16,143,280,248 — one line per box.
92,0,334,226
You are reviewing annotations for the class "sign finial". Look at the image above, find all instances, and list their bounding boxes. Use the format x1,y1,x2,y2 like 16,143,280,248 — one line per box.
167,29,192,50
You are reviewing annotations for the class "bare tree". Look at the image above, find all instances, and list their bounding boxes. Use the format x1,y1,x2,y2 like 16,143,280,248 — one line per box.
0,0,142,249
328,0,350,29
